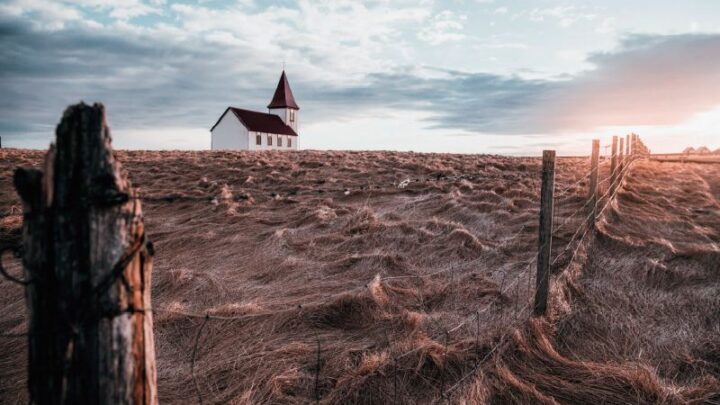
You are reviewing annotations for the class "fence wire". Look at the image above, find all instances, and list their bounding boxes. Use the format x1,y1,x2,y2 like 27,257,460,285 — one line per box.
0,139,648,403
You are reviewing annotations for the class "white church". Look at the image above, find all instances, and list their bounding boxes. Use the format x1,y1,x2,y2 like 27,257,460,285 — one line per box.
210,71,299,150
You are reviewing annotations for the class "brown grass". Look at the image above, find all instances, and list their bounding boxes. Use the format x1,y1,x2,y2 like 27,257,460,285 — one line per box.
0,149,718,404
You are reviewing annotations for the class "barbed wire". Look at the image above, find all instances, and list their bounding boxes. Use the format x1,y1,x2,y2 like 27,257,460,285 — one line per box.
553,195,595,236
0,149,648,403
553,154,634,235
132,155,640,329
435,157,642,401
439,301,533,403
191,313,210,405
551,157,637,267
553,166,594,200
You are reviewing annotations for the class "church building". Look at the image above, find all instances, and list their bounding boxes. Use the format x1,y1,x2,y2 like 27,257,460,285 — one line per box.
210,71,299,150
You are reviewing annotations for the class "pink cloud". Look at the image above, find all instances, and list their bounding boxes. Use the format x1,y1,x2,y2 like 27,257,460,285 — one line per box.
537,34,720,132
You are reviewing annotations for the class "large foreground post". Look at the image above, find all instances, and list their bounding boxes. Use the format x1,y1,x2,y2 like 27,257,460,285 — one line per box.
13,103,157,404
534,150,555,316
588,140,600,226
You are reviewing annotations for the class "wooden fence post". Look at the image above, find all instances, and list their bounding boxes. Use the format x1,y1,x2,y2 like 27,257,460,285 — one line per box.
618,137,625,177
534,150,555,316
588,140,600,226
13,103,158,404
625,134,630,158
610,136,618,194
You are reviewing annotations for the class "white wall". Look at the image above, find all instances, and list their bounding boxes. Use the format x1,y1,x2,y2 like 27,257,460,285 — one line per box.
211,112,249,150
268,108,299,134
248,131,298,151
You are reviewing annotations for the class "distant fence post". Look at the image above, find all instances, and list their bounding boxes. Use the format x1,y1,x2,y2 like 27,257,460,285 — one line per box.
625,134,630,158
619,137,625,177
588,140,600,226
534,150,555,316
610,136,618,194
13,103,158,404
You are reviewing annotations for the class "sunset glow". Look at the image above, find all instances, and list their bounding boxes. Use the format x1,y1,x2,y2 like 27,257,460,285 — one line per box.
1,3,719,402
1,1,719,153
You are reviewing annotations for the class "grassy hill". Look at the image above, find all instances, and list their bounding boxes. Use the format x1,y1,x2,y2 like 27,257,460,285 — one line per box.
1,149,718,404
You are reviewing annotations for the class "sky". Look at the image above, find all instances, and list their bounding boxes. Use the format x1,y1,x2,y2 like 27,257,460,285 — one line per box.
1,0,719,155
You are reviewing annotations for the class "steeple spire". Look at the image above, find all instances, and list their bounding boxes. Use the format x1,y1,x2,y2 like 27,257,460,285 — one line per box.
267,71,299,110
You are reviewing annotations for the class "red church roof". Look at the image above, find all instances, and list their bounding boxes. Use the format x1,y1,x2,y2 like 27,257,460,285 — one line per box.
210,107,297,136
267,71,299,110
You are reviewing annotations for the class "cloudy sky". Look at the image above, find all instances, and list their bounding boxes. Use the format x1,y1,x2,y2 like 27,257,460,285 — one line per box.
1,0,719,154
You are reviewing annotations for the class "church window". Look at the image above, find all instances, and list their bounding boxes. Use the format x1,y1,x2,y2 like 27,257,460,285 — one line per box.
288,137,292,147
278,136,283,147
290,110,295,122
256,134,261,145
267,134,273,146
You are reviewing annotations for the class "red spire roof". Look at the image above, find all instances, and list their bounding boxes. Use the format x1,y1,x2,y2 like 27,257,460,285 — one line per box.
267,70,299,110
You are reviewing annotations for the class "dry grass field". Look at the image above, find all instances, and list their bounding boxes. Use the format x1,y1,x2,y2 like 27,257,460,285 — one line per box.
1,149,718,404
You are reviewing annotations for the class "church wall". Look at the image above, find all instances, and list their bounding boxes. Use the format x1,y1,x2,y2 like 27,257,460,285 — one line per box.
269,108,299,134
249,131,298,151
211,112,249,150
268,108,287,123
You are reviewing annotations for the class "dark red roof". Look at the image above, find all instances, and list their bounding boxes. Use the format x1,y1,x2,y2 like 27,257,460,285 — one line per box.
210,107,297,136
267,71,299,110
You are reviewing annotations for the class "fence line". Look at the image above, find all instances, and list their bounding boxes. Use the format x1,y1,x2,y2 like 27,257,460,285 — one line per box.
0,117,650,403
441,136,645,401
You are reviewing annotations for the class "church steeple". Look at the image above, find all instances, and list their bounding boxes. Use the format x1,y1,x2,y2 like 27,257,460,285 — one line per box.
267,70,299,134
267,70,299,110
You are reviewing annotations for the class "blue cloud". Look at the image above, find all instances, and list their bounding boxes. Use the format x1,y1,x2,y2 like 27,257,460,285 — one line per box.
1,9,719,148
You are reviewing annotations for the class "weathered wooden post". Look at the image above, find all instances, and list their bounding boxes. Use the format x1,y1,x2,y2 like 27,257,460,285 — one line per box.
618,137,625,178
610,136,618,194
13,103,157,404
588,140,600,226
625,134,630,158
534,150,555,316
